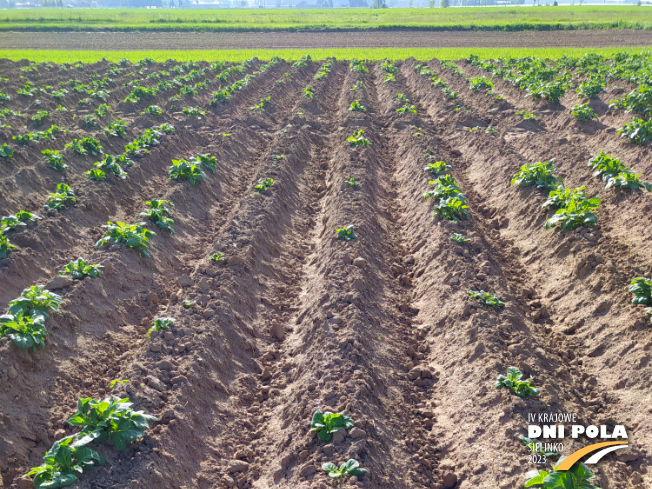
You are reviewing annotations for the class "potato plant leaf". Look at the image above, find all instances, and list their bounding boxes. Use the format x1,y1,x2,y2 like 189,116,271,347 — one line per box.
311,411,354,442
496,366,540,398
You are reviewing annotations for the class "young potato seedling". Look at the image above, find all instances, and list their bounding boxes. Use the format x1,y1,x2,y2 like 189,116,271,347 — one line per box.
94,104,110,119
85,168,106,181
65,137,104,156
140,200,175,233
349,101,366,112
210,251,226,262
42,149,67,171
451,233,469,244
169,159,206,186
347,129,370,148
95,155,127,179
524,457,599,488
322,459,367,480
84,115,98,128
336,225,357,241
516,110,537,120
571,103,597,122
1,215,26,233
396,104,417,116
350,81,366,92
25,435,104,488
67,395,158,451
45,183,76,210
96,222,156,257
345,176,360,188
31,110,49,126
303,86,316,99
15,210,41,223
142,105,162,116
311,411,354,442
0,233,16,259
8,285,62,318
106,119,128,138
605,171,651,192
545,192,600,231
193,153,216,173
147,317,175,338
618,118,652,145
424,161,451,176
629,277,652,305
0,312,48,351
59,258,103,279
250,96,271,111
0,143,13,158
469,290,505,308
511,160,559,190
182,106,206,119
255,178,274,192
496,367,540,397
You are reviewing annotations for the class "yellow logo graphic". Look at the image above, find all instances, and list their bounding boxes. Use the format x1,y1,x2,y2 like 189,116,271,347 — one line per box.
556,441,629,471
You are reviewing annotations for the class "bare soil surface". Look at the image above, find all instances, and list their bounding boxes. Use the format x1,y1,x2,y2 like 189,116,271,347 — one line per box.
0,57,651,489
1,29,652,51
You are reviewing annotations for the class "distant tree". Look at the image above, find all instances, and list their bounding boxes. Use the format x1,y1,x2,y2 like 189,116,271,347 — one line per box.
440,0,449,6
371,0,387,6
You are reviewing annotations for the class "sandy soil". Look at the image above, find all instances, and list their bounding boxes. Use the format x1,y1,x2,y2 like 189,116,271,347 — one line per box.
1,29,652,50
0,57,651,489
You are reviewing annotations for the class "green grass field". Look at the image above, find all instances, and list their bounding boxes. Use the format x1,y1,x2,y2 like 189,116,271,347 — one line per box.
1,46,649,63
1,6,651,32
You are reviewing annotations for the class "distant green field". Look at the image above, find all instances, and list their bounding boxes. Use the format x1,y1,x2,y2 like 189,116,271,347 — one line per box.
1,6,651,32
2,47,650,63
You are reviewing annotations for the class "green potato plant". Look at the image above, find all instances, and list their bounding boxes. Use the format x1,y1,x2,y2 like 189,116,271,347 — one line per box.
1,215,26,232
147,317,175,338
85,168,106,181
322,459,367,480
15,210,41,223
250,96,271,111
95,155,127,179
516,110,537,120
106,119,127,138
25,435,105,489
67,395,158,451
524,457,600,488
571,103,597,122
511,160,559,190
545,192,600,231
42,149,67,171
347,129,370,148
467,77,493,90
350,81,366,92
629,277,652,305
303,85,316,99
311,411,355,442
0,143,13,158
255,178,274,192
182,106,206,119
94,104,110,118
605,172,652,192
140,200,175,233
0,233,17,258
588,151,627,181
194,153,216,173
496,367,540,398
345,176,360,188
469,290,504,308
31,110,50,126
84,115,98,128
451,233,469,244
0,312,48,351
45,183,76,210
349,101,366,112
169,159,206,186
59,258,103,279
95,222,156,257
350,59,368,73
396,104,417,116
424,161,451,176
8,285,62,318
336,225,357,241
65,137,103,156
618,118,652,144
433,196,469,221
210,251,225,262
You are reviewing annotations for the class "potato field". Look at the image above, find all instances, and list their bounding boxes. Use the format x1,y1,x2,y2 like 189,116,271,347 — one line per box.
0,52,651,489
